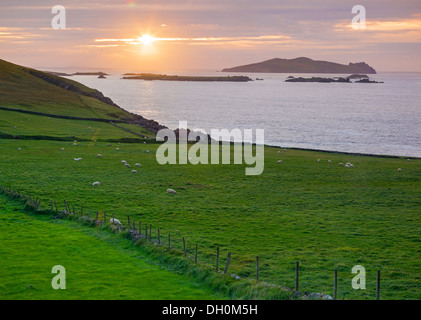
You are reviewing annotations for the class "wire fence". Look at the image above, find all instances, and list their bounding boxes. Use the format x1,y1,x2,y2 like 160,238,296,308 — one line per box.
1,183,420,300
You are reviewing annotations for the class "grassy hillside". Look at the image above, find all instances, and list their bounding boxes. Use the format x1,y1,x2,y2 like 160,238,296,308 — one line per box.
0,139,419,299
0,195,226,299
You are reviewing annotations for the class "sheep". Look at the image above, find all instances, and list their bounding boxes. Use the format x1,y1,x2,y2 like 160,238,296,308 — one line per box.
124,163,131,168
339,163,344,166
121,160,127,164
277,160,283,164
145,150,150,153
398,168,402,172
167,188,177,194
317,159,321,162
18,147,21,151
135,163,141,167
108,144,112,147
61,148,65,151
283,149,287,152
110,218,122,225
97,154,103,158
277,150,281,154
92,181,100,186
328,160,332,164
132,170,138,174
116,148,120,151
144,141,147,144
73,143,78,146
345,162,354,168
74,157,82,161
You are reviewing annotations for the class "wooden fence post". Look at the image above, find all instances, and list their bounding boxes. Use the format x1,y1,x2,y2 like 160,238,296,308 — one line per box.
168,233,171,249
145,226,148,239
149,224,152,242
376,270,381,300
128,216,130,227
295,261,299,291
216,247,220,271
139,222,142,235
224,252,231,274
183,237,187,257
334,268,338,300
256,256,259,281
195,244,198,263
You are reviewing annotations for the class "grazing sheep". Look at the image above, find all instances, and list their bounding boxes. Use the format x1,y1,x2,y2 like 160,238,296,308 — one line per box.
73,143,78,146
132,170,138,173
108,144,112,147
277,150,281,154
121,160,127,164
146,150,150,153
283,149,287,152
18,147,21,151
92,181,100,186
328,160,332,164
135,163,141,167
110,218,122,225
116,148,120,151
124,163,131,168
74,158,82,161
144,141,147,144
317,159,321,162
61,148,65,151
97,154,103,158
167,188,177,194
339,163,344,166
398,168,402,172
277,160,283,164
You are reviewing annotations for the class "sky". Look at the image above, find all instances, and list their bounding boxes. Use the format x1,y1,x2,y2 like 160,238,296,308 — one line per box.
1,0,421,72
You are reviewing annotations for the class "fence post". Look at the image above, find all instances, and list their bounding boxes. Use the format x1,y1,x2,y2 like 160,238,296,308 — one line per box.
50,201,53,211
334,268,338,300
256,256,259,281
216,247,220,271
139,222,142,235
168,233,171,249
376,270,381,300
149,224,152,242
145,227,148,239
183,237,187,257
128,216,130,227
224,252,231,274
195,244,198,263
295,261,299,291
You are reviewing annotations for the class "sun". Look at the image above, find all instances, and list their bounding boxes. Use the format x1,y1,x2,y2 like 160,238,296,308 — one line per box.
138,34,156,45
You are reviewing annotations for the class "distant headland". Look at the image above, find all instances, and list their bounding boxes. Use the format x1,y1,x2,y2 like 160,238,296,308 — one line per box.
222,57,377,74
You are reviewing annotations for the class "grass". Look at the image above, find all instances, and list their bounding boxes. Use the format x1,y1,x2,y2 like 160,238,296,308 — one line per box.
0,139,419,299
0,194,226,300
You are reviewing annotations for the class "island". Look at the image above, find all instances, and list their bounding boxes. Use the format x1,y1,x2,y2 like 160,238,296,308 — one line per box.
222,57,377,74
122,73,253,82
285,75,383,83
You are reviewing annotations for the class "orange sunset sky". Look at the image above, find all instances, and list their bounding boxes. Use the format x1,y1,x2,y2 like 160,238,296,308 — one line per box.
1,0,421,72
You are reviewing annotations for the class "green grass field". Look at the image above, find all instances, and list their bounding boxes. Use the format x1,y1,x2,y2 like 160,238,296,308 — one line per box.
0,195,226,300
0,58,420,300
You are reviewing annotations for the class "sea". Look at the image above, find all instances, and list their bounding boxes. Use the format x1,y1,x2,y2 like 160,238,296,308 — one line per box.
60,70,421,158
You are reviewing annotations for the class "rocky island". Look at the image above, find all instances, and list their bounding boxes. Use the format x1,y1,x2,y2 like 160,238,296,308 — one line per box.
122,73,253,82
285,75,383,83
222,57,377,74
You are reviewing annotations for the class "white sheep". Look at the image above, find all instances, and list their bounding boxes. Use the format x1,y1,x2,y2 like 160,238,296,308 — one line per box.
277,160,283,164
146,150,150,153
18,147,21,151
317,159,321,162
167,188,177,194
398,168,402,172
277,151,281,154
92,181,100,186
328,160,332,164
122,160,127,164
124,163,131,168
110,218,122,225
73,143,78,146
135,163,141,167
116,148,120,151
132,170,138,174
339,163,344,166
74,157,82,161
61,148,64,151
97,154,103,158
